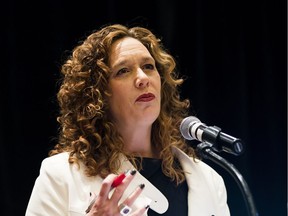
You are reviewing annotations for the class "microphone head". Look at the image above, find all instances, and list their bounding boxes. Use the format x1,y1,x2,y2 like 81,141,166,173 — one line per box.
180,116,201,140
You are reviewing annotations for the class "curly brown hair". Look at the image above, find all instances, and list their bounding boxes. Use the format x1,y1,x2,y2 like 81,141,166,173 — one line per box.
49,24,196,184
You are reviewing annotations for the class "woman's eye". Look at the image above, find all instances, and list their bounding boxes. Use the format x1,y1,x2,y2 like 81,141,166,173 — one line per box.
143,64,155,70
116,68,129,76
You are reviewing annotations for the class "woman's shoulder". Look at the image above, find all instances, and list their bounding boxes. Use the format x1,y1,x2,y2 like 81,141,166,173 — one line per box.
172,146,224,179
39,152,92,184
40,152,78,176
192,158,220,175
42,152,70,166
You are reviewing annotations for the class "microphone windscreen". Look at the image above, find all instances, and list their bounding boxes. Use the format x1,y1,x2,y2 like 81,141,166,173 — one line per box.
180,116,201,140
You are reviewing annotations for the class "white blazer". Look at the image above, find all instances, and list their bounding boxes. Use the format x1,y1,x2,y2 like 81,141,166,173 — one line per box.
25,147,230,216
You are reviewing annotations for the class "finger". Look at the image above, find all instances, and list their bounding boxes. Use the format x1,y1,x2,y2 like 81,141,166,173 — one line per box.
110,169,137,201
123,183,145,206
118,203,132,216
97,173,118,201
89,171,127,206
85,174,117,214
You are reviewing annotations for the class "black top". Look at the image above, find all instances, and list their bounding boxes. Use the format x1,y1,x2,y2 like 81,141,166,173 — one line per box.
138,157,188,216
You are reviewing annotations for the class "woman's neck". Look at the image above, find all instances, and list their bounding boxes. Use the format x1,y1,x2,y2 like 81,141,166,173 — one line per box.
119,125,157,157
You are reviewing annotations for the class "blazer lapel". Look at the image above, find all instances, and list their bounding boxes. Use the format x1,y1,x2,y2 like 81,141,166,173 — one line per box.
172,147,218,216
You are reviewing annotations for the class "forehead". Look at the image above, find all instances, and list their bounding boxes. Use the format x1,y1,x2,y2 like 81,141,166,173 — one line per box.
112,37,147,52
109,37,151,63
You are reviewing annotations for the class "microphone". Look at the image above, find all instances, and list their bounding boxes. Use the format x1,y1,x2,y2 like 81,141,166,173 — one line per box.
180,116,245,156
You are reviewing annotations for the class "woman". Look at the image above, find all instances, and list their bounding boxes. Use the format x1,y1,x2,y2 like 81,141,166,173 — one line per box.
25,24,230,216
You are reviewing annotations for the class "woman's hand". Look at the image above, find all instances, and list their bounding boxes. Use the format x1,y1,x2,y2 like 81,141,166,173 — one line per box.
86,169,149,216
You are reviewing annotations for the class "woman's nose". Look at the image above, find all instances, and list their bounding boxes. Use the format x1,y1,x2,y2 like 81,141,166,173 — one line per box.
135,69,149,88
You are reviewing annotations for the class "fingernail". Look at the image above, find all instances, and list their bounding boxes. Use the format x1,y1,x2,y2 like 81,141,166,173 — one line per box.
139,183,145,189
130,169,137,175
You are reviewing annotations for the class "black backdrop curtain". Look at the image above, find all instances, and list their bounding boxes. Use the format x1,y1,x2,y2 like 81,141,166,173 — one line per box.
1,0,286,215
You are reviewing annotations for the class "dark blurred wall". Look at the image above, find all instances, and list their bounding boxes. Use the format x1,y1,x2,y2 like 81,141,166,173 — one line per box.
1,0,286,215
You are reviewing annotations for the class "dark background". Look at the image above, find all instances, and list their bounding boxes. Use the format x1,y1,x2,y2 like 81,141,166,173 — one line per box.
1,0,286,215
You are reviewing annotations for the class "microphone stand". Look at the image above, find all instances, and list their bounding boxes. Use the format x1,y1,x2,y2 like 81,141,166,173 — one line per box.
196,142,259,216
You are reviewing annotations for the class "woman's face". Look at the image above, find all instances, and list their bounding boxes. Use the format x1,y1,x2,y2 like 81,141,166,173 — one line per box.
108,37,161,128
